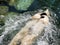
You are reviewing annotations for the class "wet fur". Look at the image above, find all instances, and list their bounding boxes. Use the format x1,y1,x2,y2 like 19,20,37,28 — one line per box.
9,9,50,45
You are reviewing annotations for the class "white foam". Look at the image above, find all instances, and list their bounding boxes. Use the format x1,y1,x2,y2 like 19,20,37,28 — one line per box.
37,41,48,45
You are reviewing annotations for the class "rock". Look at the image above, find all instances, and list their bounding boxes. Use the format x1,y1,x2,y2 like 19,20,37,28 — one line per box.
9,0,34,10
9,0,15,6
0,15,5,27
0,0,10,4
0,6,8,15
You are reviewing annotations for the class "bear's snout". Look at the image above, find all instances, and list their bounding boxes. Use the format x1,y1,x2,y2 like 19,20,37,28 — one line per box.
40,13,47,18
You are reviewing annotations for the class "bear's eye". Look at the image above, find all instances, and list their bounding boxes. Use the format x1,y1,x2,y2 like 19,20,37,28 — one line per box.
41,13,47,16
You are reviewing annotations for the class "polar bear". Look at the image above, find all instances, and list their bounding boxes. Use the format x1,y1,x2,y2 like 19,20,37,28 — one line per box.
9,9,50,45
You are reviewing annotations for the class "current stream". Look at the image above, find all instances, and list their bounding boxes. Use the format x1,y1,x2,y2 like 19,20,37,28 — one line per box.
0,0,60,45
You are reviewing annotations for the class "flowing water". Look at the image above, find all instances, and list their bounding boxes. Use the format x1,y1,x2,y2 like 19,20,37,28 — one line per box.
0,0,60,45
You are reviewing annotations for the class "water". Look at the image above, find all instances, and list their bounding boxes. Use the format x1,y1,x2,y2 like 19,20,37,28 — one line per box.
0,10,59,45
0,0,60,45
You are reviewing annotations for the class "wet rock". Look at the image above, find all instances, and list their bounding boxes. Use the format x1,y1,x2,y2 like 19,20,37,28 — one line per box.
0,6,8,15
0,0,10,5
9,0,34,10
0,15,5,27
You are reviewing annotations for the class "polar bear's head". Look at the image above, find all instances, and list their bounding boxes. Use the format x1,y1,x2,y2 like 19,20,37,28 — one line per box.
32,9,50,19
32,9,50,25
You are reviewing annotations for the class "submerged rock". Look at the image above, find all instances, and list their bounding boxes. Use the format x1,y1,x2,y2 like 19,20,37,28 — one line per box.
9,0,34,10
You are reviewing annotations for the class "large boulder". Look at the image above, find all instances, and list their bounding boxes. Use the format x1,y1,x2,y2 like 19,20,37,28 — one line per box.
9,0,34,10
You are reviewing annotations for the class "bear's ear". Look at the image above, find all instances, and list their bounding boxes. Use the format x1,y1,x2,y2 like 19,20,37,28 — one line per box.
44,9,50,16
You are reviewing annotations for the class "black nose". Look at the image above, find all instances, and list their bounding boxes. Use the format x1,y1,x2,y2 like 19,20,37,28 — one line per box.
41,13,47,16
41,16,44,18
40,13,47,18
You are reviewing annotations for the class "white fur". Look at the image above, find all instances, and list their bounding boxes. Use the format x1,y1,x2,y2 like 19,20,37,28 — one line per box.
9,10,50,45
